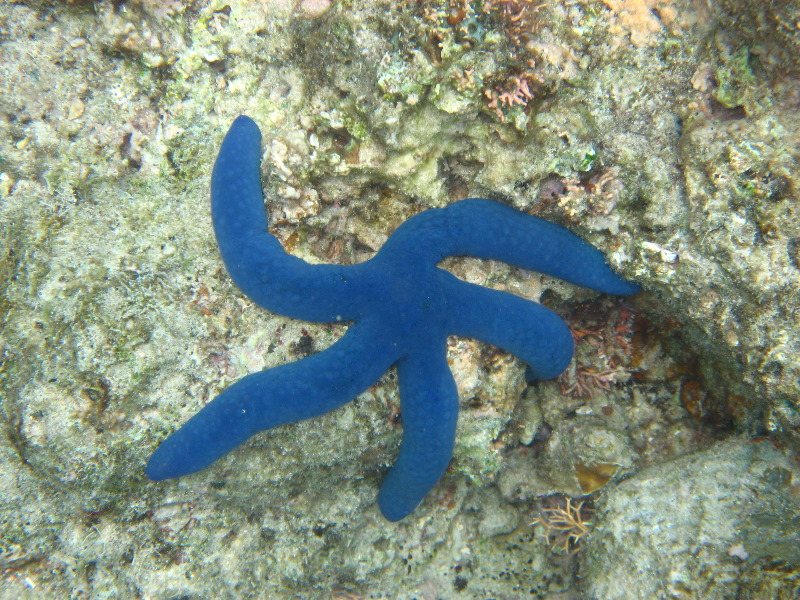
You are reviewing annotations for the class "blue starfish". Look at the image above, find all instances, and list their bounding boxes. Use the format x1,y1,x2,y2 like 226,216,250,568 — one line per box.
146,116,639,521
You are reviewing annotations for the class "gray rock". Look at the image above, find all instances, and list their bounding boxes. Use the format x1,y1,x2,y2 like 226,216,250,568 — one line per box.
582,437,800,599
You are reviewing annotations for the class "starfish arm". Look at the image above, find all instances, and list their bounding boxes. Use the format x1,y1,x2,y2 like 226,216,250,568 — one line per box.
440,272,574,379
377,339,459,522
212,115,368,322
379,198,639,295
146,318,398,481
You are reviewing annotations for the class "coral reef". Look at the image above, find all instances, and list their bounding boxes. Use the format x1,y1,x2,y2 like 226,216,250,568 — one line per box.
713,0,800,75
1,0,798,598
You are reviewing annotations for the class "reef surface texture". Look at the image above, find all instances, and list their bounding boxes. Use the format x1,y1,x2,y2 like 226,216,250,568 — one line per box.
1,0,798,598
583,437,800,600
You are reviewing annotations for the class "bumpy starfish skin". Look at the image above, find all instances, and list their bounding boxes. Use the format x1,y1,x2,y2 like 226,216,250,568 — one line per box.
146,116,639,521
